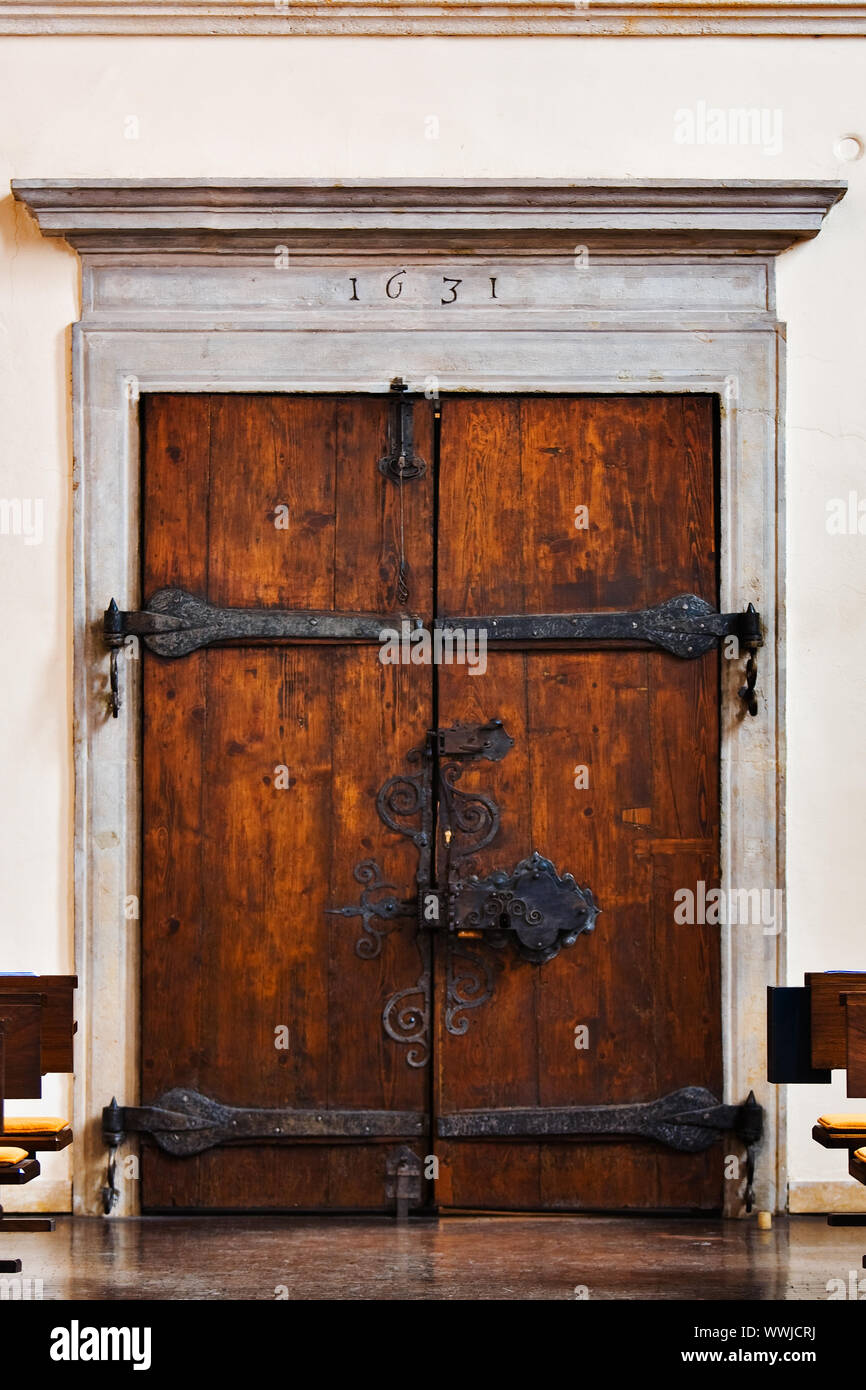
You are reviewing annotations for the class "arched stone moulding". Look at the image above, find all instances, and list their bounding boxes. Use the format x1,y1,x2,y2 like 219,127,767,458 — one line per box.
3,2,866,37
12,176,844,1215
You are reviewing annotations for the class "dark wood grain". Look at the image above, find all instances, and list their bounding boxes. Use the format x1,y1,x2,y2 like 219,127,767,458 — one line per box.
843,994,866,1098
435,395,721,1211
0,976,77,1073
0,996,43,1101
807,972,866,1070
141,394,210,1198
141,395,433,1210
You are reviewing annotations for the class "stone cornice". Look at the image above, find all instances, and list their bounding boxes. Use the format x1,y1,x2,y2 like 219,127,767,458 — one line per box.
11,178,847,257
2,3,866,38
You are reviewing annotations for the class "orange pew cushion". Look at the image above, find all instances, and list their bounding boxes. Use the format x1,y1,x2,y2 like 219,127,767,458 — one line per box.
2,1117,70,1134
0,1147,30,1166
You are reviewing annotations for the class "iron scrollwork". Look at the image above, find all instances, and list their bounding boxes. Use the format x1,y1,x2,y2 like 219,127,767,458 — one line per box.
329,731,434,1065
329,717,601,1063
445,941,505,1036
434,720,513,877
326,860,414,960
382,937,432,1069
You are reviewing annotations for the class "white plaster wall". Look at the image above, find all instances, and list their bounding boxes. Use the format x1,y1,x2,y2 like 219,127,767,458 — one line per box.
0,34,864,1208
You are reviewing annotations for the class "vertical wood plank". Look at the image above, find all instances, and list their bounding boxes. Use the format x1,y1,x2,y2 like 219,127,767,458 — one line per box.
140,394,211,1209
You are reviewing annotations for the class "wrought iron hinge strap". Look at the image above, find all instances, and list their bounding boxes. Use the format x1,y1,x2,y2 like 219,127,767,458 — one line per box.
436,1087,759,1150
438,594,762,661
102,1092,425,1157
438,1087,763,1209
436,1084,756,1150
104,591,399,714
105,590,394,660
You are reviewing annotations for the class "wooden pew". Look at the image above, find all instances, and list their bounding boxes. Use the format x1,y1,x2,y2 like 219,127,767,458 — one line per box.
768,973,866,1256
0,1147,41,1273
0,975,76,1075
0,975,77,1267
850,1148,866,1186
805,972,866,1089
802,974,866,1154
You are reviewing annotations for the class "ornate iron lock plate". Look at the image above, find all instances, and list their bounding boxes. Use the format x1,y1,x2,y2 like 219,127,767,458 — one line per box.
328,717,601,1063
449,851,600,964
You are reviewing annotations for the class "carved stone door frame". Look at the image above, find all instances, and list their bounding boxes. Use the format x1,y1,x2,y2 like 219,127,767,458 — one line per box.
13,177,844,1215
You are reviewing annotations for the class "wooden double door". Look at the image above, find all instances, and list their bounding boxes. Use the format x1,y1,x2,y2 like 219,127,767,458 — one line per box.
139,390,722,1212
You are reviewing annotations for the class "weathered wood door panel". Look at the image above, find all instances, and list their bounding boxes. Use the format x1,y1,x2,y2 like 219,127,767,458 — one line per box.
433,396,721,1210
139,391,722,1212
141,395,434,1209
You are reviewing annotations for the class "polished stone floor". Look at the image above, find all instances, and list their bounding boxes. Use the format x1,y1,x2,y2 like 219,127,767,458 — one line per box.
2,1213,864,1300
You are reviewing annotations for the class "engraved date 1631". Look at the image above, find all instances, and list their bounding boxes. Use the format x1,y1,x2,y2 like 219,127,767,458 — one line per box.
348,271,499,304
